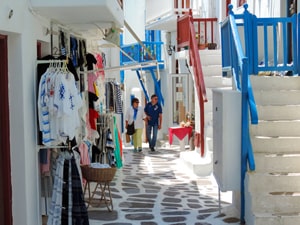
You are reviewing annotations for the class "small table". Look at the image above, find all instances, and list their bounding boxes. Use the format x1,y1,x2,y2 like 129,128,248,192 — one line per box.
169,126,193,150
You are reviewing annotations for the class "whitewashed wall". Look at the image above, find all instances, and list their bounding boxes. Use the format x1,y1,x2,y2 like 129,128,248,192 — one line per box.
0,1,51,225
123,0,147,130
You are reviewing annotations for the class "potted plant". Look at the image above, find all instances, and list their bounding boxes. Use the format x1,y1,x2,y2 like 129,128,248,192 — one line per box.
196,31,206,50
207,43,217,50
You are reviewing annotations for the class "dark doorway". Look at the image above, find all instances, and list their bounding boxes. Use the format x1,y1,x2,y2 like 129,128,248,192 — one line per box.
0,34,12,225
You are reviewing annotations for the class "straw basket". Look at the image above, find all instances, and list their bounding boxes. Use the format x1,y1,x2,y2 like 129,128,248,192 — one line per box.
80,165,117,182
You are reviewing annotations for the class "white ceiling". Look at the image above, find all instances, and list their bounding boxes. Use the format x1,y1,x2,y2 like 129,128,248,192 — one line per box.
30,0,124,38
145,14,177,31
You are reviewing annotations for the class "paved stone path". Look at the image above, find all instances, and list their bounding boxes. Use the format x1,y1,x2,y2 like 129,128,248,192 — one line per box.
87,145,240,225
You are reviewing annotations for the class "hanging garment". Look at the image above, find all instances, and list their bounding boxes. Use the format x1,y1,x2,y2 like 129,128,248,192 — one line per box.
113,116,123,168
70,157,89,225
106,129,116,167
70,37,78,67
114,82,123,114
88,108,99,130
48,151,88,225
61,159,71,225
37,63,83,145
38,70,53,146
47,154,65,225
85,53,97,70
91,145,101,163
87,72,98,94
78,142,90,165
88,92,99,109
105,81,115,112
60,31,67,56
54,71,83,141
95,53,105,77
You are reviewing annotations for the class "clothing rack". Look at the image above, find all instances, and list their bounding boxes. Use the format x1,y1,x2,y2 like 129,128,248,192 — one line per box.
78,60,159,74
36,59,68,64
35,59,69,154
37,145,70,150
105,78,116,82
35,59,81,152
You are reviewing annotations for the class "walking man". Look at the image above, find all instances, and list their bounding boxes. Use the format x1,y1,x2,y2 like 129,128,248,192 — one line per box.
144,94,162,151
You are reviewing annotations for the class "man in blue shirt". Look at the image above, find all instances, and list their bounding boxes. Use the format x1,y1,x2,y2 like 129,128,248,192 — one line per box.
144,94,163,151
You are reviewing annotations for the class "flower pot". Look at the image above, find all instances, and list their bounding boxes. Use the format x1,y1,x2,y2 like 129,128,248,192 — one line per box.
198,44,206,50
207,43,217,50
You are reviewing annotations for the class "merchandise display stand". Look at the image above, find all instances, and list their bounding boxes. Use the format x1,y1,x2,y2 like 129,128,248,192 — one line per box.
81,166,117,212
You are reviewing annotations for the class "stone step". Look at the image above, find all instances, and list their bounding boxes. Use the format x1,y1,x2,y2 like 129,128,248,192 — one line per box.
204,76,232,88
179,150,212,176
256,105,300,121
251,194,300,214
199,50,222,66
254,213,300,225
247,172,300,193
251,136,300,153
253,90,300,105
254,153,300,173
250,120,300,137
202,64,222,76
250,75,300,91
249,75,300,224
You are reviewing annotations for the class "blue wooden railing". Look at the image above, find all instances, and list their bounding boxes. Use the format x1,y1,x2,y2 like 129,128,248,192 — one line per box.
222,3,300,222
231,6,298,75
120,41,164,64
120,41,165,106
252,15,298,74
221,4,258,223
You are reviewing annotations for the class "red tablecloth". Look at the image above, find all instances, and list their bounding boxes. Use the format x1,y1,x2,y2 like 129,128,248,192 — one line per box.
169,126,193,145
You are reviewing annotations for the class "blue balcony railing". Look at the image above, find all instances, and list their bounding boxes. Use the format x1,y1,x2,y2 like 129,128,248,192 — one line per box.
120,41,164,65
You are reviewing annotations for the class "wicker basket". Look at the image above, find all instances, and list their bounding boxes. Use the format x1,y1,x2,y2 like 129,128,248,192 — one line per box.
80,165,117,182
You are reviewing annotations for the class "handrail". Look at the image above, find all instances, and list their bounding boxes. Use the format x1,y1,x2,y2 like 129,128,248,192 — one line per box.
177,10,207,156
221,4,258,223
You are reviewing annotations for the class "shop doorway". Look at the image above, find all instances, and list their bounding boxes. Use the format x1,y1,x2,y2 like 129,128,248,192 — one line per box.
0,34,12,225
170,73,193,125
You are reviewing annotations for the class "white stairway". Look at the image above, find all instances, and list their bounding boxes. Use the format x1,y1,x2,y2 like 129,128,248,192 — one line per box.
245,75,300,225
200,49,232,152
179,49,232,176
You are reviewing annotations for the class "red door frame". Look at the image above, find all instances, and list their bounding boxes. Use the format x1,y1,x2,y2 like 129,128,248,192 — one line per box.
226,0,231,16
0,34,12,225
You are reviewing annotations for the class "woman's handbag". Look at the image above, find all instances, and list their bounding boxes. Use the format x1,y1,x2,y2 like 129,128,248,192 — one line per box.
126,122,135,135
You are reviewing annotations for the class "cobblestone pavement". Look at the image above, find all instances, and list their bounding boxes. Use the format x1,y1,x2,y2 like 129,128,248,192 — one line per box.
87,144,240,225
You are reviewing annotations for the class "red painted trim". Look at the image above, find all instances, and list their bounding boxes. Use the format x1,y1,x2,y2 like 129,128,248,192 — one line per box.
0,34,12,225
238,0,247,7
226,0,231,16
37,42,42,59
177,10,207,156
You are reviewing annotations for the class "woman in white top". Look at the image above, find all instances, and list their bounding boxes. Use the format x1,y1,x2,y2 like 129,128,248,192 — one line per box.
125,97,146,152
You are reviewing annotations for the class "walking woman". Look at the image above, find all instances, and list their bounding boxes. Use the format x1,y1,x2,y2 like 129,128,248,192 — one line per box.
125,97,146,152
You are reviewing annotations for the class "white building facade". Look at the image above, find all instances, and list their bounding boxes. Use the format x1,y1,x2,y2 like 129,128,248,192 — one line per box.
0,0,297,224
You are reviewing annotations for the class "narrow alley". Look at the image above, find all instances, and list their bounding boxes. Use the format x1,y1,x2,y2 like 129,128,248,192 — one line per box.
87,144,240,225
